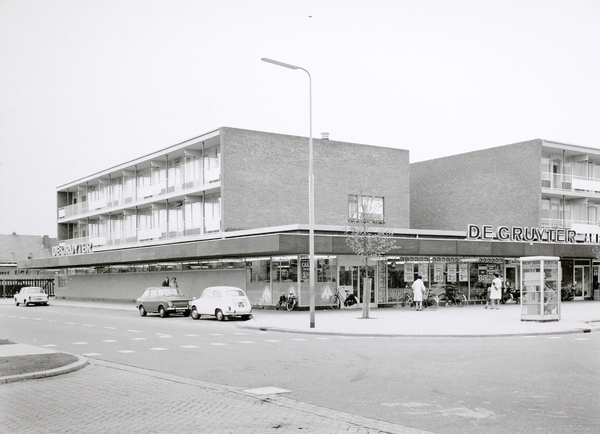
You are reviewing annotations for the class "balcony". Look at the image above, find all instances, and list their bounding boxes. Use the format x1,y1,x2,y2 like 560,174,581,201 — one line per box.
542,172,600,194
58,167,220,220
59,216,222,253
541,218,600,234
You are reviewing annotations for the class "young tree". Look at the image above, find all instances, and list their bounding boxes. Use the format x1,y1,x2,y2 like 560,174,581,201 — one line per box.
345,193,397,318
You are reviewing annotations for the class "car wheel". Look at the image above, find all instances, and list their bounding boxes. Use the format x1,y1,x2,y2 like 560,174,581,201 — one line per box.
215,309,225,321
14,299,19,306
241,314,252,321
24,300,29,307
139,305,147,317
191,307,200,320
159,305,168,318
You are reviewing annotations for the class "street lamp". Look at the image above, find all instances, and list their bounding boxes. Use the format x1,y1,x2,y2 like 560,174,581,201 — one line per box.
261,57,315,328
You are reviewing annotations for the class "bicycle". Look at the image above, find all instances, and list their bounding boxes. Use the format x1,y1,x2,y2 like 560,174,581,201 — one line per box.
440,290,467,307
251,298,266,309
422,290,439,310
329,288,359,310
394,291,413,309
275,290,297,311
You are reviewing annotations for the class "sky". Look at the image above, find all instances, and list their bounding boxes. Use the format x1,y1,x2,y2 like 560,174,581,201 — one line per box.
1,0,599,238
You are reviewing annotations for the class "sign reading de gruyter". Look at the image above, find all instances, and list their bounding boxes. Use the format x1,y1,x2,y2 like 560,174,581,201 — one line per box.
52,243,93,256
467,224,577,243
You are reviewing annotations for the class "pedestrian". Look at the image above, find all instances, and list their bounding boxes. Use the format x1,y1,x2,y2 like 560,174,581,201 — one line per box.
170,277,178,288
412,275,426,311
162,277,170,287
489,272,502,310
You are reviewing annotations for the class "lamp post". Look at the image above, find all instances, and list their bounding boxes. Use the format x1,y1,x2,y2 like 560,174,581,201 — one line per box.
261,57,315,328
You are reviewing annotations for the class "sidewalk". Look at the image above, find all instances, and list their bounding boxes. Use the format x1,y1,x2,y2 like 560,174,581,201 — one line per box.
240,300,600,337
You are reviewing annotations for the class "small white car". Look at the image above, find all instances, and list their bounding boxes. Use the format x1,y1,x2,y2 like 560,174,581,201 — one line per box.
14,287,49,306
189,286,252,321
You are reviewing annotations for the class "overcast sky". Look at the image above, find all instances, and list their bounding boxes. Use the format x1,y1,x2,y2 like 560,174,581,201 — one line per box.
1,0,599,238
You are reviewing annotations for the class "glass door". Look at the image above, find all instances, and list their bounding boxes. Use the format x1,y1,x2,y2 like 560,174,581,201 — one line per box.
574,266,590,300
338,256,377,308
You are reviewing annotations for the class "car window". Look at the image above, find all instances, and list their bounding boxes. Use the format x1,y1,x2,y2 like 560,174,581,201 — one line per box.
212,291,223,298
142,290,150,298
149,289,157,297
29,288,44,294
201,290,211,298
226,290,245,297
162,288,183,297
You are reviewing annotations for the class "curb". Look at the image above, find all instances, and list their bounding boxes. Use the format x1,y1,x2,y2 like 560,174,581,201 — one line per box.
0,353,88,384
238,323,600,338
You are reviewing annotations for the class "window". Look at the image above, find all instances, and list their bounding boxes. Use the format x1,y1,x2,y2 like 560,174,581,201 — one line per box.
348,194,384,223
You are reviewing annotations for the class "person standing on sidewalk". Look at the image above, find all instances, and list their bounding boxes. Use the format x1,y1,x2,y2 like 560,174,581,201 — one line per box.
412,275,426,311
489,272,502,310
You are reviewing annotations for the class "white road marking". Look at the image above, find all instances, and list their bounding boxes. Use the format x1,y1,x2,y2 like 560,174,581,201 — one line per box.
72,342,88,345
103,326,117,330
184,334,198,337
150,347,168,351
41,344,57,347
126,330,141,333
131,337,146,341
238,341,255,344
210,343,228,346
290,338,307,341
181,345,198,348
118,350,134,353
265,340,282,342
82,353,101,356
244,387,291,395
102,340,118,343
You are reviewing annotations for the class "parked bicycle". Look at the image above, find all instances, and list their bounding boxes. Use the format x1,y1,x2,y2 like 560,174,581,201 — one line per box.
276,290,297,311
439,289,467,307
329,288,359,310
251,298,267,309
396,289,439,310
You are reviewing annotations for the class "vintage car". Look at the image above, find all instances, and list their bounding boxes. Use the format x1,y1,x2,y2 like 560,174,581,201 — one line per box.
136,287,191,317
14,287,49,306
189,286,252,321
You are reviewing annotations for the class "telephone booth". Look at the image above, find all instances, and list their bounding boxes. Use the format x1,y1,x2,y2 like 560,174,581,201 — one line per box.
519,256,561,322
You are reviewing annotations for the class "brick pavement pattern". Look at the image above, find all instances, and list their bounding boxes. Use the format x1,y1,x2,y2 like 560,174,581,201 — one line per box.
0,359,429,434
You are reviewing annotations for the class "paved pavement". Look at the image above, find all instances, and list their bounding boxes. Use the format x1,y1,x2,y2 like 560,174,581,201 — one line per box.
1,298,599,433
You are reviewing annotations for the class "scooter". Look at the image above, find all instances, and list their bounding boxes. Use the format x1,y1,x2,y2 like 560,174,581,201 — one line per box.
501,287,520,304
561,285,574,302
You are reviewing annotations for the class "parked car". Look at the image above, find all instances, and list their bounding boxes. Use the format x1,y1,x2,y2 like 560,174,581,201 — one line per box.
189,286,252,321
14,287,49,306
136,287,191,317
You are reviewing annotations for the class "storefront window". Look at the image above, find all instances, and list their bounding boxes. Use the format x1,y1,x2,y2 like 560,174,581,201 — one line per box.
271,257,298,282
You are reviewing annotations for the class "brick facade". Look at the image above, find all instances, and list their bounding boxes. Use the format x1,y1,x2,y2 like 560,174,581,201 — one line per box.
221,127,410,231
410,139,543,231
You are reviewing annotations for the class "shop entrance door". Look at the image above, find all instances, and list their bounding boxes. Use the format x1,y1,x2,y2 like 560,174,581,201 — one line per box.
574,266,590,300
338,256,377,308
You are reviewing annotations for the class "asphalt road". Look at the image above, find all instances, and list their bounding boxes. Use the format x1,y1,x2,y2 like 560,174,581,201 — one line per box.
2,303,599,433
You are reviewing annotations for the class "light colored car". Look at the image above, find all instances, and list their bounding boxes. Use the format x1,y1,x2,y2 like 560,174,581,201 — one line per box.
136,287,191,317
14,287,49,306
189,286,252,321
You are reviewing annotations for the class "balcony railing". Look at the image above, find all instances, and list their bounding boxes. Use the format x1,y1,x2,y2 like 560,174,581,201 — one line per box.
541,218,600,234
59,167,220,220
61,216,222,250
541,172,600,193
